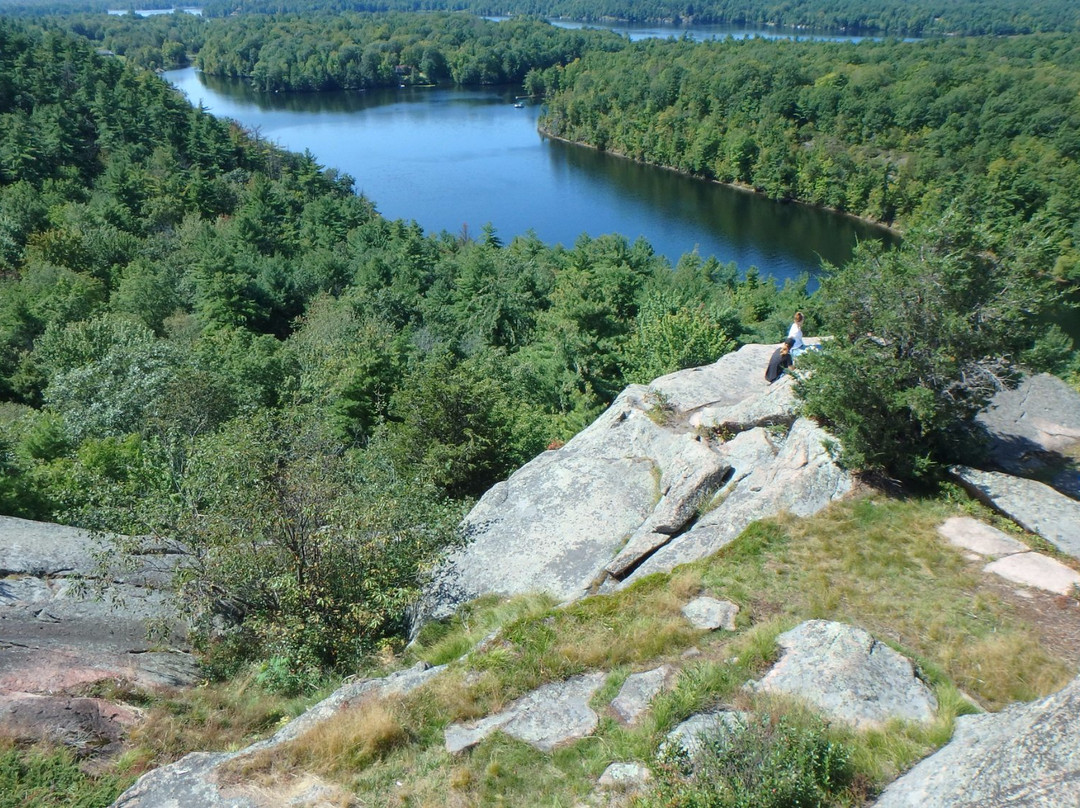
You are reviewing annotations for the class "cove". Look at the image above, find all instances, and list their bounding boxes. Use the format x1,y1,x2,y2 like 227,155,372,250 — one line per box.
164,67,898,284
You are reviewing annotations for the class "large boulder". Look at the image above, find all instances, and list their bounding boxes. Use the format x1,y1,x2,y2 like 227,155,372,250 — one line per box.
873,674,1080,808
750,621,938,730
419,346,850,625
977,373,1080,483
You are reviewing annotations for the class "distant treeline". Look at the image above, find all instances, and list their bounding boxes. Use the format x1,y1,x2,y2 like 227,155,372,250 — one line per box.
3,0,1080,36
192,12,625,90
535,33,1080,271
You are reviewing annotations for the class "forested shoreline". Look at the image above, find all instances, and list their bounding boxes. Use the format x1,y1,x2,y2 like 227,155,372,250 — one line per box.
5,0,1080,37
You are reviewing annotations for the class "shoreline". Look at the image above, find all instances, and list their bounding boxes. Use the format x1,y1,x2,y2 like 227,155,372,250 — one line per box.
537,124,903,239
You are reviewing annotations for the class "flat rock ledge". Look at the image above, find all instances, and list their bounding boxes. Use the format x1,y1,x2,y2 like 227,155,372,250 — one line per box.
751,621,937,731
445,672,606,754
111,662,445,808
938,517,1080,596
977,373,1080,481
873,673,1080,808
611,665,675,726
951,466,1080,560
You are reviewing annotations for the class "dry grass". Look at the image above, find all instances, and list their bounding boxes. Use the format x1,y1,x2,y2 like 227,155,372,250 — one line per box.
687,495,1075,709
123,671,315,769
96,490,1079,808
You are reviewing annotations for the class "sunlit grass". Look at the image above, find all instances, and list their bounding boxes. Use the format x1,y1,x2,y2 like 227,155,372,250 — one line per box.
85,491,1078,807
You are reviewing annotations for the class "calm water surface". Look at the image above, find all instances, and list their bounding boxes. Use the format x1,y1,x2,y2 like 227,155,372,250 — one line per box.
165,67,897,282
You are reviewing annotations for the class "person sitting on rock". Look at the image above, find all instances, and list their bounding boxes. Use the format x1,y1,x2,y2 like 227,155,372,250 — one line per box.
788,312,806,355
765,338,795,383
788,311,821,356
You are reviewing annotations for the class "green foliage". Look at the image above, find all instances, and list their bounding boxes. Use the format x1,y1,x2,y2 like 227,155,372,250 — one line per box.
796,224,1055,481
93,410,466,676
621,291,737,383
0,742,128,808
536,31,1080,282
648,711,853,808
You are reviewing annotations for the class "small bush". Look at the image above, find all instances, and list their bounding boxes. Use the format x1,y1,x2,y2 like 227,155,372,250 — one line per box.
0,742,130,808
649,711,853,808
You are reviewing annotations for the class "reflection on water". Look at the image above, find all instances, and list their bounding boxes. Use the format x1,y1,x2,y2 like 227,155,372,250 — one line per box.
166,67,898,282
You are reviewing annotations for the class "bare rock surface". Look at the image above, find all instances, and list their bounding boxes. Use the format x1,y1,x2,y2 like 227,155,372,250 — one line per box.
0,691,142,753
751,621,937,730
611,665,674,725
977,373,1080,481
0,515,195,757
873,674,1080,808
952,466,1080,560
112,663,445,808
680,596,739,631
446,672,607,754
418,346,851,627
937,516,1028,558
625,418,851,583
983,553,1080,596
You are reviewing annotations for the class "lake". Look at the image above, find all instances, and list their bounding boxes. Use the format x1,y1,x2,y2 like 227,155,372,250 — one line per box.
164,67,897,283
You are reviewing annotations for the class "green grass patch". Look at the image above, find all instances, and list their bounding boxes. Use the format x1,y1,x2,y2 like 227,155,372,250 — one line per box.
0,742,132,808
65,492,1078,808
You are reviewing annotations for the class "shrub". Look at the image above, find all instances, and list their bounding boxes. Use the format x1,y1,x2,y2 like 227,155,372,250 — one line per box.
796,221,1053,482
649,711,853,808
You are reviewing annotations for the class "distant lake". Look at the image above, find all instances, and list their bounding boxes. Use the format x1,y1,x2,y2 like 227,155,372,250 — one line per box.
163,59,896,283
108,7,202,15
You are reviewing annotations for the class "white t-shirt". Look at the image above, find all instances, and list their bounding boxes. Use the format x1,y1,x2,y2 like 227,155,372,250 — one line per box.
788,322,804,350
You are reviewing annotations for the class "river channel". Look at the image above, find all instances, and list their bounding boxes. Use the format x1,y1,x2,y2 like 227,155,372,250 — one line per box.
164,66,897,283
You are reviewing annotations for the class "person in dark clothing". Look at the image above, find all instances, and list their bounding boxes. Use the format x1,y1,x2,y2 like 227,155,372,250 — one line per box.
765,338,795,383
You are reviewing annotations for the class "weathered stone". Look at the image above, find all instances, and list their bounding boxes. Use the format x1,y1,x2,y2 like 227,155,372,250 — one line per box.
937,516,1028,558
111,752,248,808
626,419,851,582
983,553,1080,596
660,710,748,764
873,674,1080,808
0,691,141,752
113,662,447,807
605,440,731,578
445,713,513,755
751,621,937,730
0,516,195,762
446,672,606,754
680,596,739,631
418,387,664,623
952,466,1080,560
598,762,651,788
649,345,781,417
977,373,1080,479
611,665,673,725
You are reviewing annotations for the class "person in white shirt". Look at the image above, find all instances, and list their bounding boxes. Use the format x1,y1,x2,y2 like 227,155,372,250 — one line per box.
788,311,806,355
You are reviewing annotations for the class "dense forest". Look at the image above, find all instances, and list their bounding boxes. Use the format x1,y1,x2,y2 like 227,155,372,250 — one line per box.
535,34,1080,246
0,19,799,675
0,6,1076,679
4,0,1080,37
